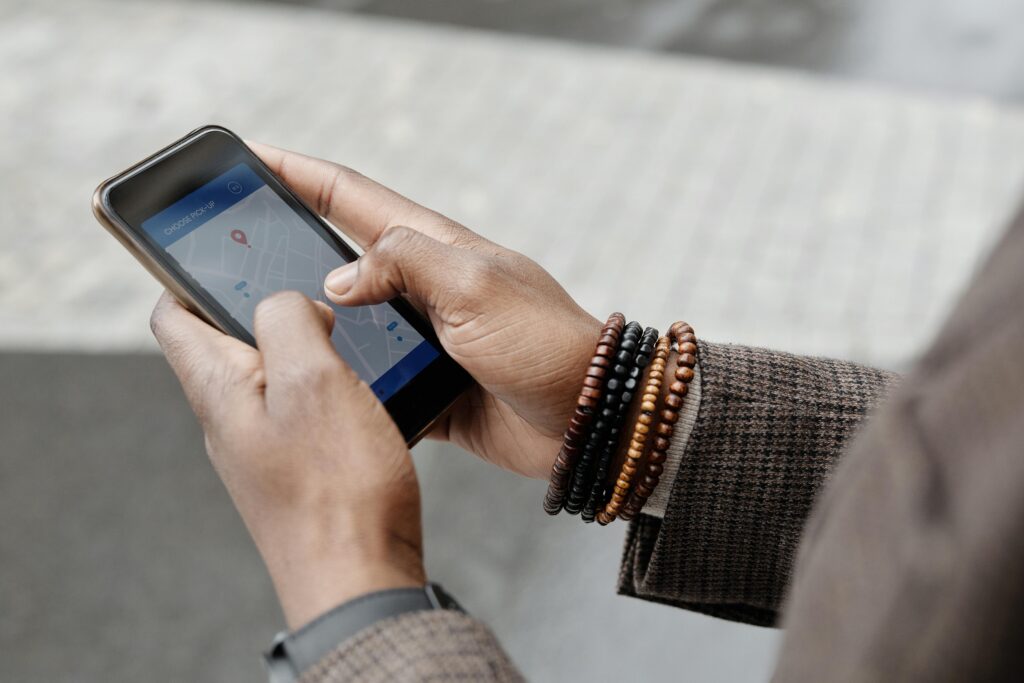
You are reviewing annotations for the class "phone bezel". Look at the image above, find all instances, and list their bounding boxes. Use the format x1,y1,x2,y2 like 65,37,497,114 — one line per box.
93,125,471,444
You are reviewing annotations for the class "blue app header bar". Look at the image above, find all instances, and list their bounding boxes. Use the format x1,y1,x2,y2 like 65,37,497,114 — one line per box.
142,163,263,248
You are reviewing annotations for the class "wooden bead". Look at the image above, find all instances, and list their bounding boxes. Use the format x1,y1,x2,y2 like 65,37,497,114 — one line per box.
640,400,657,412
676,332,696,344
669,381,688,396
569,419,589,433
678,353,697,368
664,393,683,409
567,423,587,437
656,422,674,436
660,409,679,425
627,447,643,460
647,451,667,464
674,366,694,382
678,341,698,355
544,312,628,516
653,436,671,452
645,462,664,477
638,413,653,425
634,423,649,435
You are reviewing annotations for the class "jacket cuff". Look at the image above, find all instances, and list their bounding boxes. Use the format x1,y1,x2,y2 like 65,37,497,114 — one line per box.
617,340,898,626
265,584,461,682
297,610,524,682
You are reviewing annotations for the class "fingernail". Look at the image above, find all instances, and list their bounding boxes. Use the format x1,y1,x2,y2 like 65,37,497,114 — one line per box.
325,263,358,296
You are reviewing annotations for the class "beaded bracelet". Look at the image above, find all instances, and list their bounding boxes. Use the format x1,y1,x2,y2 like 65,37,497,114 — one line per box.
596,334,670,525
565,321,643,515
619,321,697,521
582,326,658,523
543,313,626,515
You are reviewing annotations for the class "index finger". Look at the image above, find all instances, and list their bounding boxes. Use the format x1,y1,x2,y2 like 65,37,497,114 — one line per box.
149,291,261,421
248,141,480,250
252,292,358,413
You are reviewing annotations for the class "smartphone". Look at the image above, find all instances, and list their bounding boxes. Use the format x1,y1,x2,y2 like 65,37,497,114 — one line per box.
93,125,471,444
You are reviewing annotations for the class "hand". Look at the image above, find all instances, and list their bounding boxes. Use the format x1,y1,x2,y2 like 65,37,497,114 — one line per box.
150,291,425,629
251,143,601,479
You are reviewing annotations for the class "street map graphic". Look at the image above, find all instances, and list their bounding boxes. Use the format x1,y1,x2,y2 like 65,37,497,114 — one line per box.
164,184,428,385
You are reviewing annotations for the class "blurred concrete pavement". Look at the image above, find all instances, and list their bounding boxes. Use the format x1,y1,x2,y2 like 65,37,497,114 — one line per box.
3,0,1024,681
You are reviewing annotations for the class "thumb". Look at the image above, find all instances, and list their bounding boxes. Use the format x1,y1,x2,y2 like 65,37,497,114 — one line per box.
324,226,470,310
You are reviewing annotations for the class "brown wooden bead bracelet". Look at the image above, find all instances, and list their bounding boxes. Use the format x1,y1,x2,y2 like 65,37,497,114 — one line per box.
619,321,697,521
543,312,626,515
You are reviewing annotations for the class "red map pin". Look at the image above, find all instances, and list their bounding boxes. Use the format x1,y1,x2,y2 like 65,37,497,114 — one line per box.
230,229,250,247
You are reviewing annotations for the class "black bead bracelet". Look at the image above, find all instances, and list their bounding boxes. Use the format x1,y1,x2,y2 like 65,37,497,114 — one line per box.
564,321,643,515
580,325,658,522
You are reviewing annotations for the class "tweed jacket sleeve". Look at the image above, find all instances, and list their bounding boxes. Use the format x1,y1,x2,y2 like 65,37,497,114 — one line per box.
297,610,524,682
618,340,899,626
298,342,897,681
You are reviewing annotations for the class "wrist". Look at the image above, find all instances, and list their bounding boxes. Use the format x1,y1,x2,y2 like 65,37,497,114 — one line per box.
255,500,426,629
272,538,426,630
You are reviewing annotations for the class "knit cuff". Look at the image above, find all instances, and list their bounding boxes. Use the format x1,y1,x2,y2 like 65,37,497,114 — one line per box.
643,361,701,519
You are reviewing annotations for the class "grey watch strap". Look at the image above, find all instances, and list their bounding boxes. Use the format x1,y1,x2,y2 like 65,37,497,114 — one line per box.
264,583,463,683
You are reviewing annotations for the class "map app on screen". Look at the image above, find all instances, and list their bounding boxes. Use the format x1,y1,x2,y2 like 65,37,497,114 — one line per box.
141,164,439,401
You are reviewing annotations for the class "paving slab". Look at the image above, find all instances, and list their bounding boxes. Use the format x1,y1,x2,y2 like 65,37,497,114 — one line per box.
3,0,1024,367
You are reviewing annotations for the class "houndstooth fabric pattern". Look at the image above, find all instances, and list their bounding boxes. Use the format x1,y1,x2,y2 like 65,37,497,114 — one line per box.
618,340,898,626
300,341,898,681
299,610,524,682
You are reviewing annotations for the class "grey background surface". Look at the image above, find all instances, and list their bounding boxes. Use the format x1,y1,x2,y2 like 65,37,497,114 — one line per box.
3,0,1024,681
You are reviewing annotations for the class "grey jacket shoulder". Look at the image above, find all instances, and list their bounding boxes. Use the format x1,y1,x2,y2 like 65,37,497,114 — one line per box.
775,205,1024,681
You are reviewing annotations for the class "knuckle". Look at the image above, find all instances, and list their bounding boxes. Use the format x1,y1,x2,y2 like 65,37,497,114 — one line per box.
318,163,359,217
499,250,534,275
193,359,250,425
255,290,308,324
436,218,477,249
462,257,499,288
374,225,418,258
284,356,346,393
149,309,163,339
149,302,170,340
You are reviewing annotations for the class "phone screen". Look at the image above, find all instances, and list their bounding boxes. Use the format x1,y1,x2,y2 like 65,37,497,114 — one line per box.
140,162,439,401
